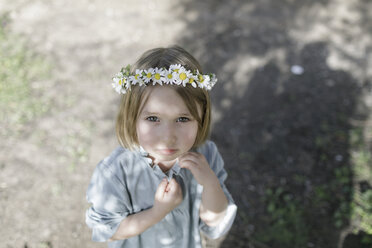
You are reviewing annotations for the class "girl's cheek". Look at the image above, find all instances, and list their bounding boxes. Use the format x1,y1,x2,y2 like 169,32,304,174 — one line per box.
137,120,153,136
181,123,198,141
137,122,154,146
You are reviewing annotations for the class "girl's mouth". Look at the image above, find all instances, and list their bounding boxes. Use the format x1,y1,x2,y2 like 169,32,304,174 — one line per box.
158,149,178,155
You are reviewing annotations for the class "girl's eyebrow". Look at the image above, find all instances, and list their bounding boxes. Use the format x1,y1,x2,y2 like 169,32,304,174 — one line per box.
142,111,192,116
142,111,159,115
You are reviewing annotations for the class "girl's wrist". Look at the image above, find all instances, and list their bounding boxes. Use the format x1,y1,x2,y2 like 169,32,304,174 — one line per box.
201,173,219,188
151,205,169,221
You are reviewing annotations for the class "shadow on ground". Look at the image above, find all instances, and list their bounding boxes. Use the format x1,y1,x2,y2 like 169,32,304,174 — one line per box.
176,0,372,247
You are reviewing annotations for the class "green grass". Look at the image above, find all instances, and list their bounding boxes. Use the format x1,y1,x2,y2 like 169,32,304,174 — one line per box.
0,14,51,136
255,187,310,247
254,124,372,246
349,127,372,242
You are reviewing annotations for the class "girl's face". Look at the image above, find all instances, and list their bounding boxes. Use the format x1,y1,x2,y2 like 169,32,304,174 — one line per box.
136,86,199,168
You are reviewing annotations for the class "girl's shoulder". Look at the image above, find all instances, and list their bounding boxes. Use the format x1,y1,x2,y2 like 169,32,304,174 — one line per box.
101,146,129,165
197,139,218,152
197,140,221,161
96,146,144,175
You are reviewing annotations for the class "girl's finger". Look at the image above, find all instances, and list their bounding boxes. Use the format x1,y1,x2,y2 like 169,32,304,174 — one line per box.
166,178,178,191
179,155,198,165
179,158,201,172
156,178,168,196
168,179,180,193
178,160,196,170
179,152,200,161
169,178,179,188
181,152,205,163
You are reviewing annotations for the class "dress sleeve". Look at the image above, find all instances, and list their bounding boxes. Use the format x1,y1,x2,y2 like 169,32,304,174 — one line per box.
85,160,131,242
199,141,238,239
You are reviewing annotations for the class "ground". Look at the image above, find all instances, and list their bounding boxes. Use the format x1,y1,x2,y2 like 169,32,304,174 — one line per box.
0,0,371,247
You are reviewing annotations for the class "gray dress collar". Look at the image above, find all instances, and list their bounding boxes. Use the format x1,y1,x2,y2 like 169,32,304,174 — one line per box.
137,146,182,180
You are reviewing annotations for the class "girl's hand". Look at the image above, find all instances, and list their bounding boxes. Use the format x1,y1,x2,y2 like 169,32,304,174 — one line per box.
178,152,216,186
153,178,183,217
179,152,229,227
110,178,183,240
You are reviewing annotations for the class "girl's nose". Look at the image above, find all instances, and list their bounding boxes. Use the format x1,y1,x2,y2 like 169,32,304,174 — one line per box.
162,122,177,144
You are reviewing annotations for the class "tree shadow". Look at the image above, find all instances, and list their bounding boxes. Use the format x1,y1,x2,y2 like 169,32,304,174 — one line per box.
176,0,371,247
225,41,366,247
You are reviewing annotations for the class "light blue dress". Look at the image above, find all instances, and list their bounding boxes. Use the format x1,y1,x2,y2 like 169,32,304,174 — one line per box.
86,140,237,248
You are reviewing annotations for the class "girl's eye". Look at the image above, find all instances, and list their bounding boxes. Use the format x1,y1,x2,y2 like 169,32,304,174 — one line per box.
177,117,190,122
146,116,159,122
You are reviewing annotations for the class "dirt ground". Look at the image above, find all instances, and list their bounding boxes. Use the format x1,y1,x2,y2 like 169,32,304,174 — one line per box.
0,0,371,247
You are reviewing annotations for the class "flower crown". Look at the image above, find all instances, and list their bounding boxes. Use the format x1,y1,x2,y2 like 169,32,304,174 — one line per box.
112,64,217,94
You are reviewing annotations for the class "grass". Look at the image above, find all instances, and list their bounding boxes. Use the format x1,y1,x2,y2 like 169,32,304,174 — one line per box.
253,120,372,246
349,127,372,242
255,187,310,247
0,14,51,137
0,13,94,175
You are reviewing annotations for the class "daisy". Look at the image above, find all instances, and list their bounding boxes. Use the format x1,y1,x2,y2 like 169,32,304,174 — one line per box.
164,69,178,85
209,74,218,88
152,67,165,85
129,69,145,86
198,73,215,90
169,64,182,73
202,75,212,90
177,67,192,86
110,64,218,95
197,73,206,89
112,76,128,93
143,68,154,84
188,74,198,88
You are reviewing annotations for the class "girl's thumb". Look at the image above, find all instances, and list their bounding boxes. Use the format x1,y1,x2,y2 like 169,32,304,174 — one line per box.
169,178,178,186
168,178,180,191
156,178,168,194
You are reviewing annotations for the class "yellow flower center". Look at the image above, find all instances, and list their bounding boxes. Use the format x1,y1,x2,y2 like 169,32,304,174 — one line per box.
189,78,194,83
167,74,173,79
198,75,204,83
146,73,152,79
174,69,179,73
154,73,161,80
180,72,187,81
119,79,122,85
135,74,139,80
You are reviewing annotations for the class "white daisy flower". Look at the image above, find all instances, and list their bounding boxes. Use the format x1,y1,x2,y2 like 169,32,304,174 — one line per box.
129,69,145,86
111,64,218,94
177,67,191,86
169,64,182,73
164,69,178,85
188,74,198,88
143,68,154,84
172,72,181,85
202,75,212,90
209,74,218,88
112,76,127,93
196,73,206,89
152,67,165,85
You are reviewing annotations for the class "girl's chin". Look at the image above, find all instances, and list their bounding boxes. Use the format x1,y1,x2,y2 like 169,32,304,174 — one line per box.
149,149,187,165
154,156,178,164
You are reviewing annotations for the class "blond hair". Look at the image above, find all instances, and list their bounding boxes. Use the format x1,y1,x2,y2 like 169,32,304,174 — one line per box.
116,45,212,150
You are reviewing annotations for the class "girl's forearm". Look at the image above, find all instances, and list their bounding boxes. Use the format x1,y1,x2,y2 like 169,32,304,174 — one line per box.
109,207,165,241
200,176,228,227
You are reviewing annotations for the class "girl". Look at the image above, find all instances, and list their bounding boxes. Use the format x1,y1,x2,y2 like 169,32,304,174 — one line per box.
86,46,237,248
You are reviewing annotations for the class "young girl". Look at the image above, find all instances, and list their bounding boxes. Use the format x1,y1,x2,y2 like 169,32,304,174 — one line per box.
86,46,237,248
